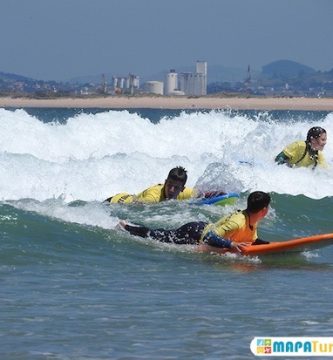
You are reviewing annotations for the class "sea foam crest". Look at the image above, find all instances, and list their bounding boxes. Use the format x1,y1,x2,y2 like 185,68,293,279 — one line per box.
0,108,332,201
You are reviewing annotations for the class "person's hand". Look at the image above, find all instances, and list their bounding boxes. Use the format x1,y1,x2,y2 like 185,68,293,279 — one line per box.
230,241,250,253
203,190,226,198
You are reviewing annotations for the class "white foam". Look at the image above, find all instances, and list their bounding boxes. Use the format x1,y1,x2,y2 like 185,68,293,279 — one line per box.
10,198,118,229
0,108,332,201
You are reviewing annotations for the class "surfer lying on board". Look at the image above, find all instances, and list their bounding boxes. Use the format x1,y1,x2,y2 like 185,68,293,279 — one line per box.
118,191,271,252
105,166,225,204
275,126,327,169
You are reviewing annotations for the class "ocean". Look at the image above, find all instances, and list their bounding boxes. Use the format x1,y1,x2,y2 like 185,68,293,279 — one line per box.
0,107,333,359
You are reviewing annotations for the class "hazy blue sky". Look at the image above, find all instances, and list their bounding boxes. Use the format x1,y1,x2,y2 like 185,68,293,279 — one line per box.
1,0,332,81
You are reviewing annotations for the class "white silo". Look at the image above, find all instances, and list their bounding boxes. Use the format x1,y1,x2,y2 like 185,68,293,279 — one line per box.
196,61,207,75
196,61,207,95
165,69,178,95
144,81,164,95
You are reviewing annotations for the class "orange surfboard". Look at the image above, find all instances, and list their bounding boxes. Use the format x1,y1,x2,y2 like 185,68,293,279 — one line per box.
197,233,333,256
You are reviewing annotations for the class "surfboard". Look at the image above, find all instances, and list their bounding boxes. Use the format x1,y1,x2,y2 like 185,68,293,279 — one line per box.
197,233,333,256
197,192,239,206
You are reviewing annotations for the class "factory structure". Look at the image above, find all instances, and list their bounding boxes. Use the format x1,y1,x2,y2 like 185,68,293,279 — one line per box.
142,61,207,96
164,61,207,96
143,81,164,95
111,73,140,95
108,61,207,96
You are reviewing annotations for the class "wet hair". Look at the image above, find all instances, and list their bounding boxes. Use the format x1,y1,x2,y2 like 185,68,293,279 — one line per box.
306,127,326,143
246,191,271,213
166,166,188,185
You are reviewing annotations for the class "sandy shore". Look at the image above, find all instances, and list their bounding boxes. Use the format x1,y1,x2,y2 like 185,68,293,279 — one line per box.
1,96,333,111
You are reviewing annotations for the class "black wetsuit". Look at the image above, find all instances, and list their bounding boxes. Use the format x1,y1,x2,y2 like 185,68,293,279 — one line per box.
123,221,270,247
123,221,207,244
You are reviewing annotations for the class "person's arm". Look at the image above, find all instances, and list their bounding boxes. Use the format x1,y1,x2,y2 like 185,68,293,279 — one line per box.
276,141,307,167
202,190,227,198
275,151,290,165
105,193,134,204
203,231,232,248
203,231,247,252
195,190,227,199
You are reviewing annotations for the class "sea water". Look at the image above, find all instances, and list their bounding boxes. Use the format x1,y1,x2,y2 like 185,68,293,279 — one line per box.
0,107,332,359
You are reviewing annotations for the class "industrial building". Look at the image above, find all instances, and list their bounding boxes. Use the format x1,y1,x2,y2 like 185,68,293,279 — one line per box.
112,74,140,95
144,81,164,95
164,61,207,96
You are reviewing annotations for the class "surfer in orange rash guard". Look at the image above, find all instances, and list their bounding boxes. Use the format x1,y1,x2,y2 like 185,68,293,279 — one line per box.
118,191,271,252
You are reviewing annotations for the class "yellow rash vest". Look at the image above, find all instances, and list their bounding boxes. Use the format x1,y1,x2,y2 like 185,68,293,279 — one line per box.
109,184,195,204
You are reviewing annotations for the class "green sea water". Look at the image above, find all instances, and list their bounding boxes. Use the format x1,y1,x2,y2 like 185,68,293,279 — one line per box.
0,107,332,359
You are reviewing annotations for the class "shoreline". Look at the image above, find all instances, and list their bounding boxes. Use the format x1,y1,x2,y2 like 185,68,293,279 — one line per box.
1,95,333,111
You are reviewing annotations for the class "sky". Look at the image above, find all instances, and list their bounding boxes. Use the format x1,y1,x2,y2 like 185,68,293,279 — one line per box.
1,0,332,81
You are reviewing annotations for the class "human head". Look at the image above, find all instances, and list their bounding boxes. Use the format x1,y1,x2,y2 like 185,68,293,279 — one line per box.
306,127,327,151
164,166,187,199
246,191,271,214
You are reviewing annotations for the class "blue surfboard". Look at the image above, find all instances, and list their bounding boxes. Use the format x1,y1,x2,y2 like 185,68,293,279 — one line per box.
197,192,239,206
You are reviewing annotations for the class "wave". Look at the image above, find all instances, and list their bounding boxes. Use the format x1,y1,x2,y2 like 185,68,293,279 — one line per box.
2,193,332,262
0,108,332,201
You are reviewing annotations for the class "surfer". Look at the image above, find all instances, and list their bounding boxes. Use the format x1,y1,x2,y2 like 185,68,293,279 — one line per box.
274,126,327,169
118,191,271,252
105,166,225,204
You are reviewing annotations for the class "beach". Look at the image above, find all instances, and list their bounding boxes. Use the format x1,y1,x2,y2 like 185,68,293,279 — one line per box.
1,95,333,110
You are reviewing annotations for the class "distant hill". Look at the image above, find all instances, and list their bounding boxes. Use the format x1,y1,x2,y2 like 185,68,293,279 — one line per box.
204,64,256,83
0,71,62,95
0,71,34,82
262,60,316,78
2,60,333,97
69,74,108,85
68,61,320,86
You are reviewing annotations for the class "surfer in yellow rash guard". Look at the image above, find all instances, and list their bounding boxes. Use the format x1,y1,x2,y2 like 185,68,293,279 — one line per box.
275,127,327,169
105,166,216,204
118,191,271,252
